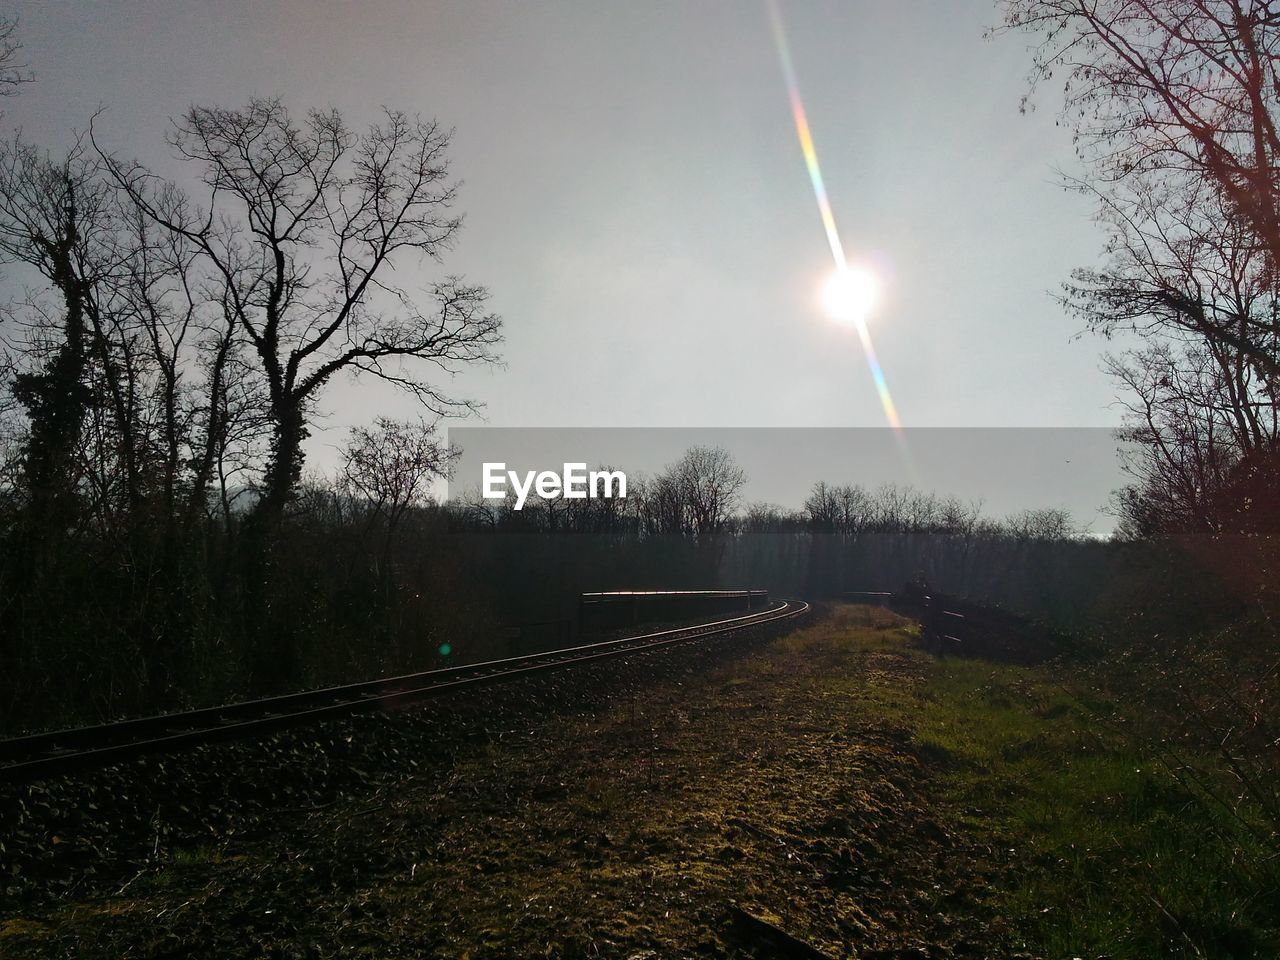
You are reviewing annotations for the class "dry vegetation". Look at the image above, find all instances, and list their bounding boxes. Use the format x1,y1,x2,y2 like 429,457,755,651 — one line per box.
3,605,1274,958
2,606,1012,958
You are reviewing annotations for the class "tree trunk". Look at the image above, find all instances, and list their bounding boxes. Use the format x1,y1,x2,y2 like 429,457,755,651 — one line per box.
243,395,308,691
14,218,91,557
258,397,308,525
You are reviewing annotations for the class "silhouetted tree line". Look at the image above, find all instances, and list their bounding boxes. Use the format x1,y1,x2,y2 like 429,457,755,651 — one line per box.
445,454,1114,636
0,28,505,731
1001,0,1280,863
4,1,1280,776
0,55,1105,736
999,1,1280,546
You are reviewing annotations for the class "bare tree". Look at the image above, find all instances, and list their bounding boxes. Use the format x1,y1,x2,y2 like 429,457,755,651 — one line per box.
96,98,502,522
1000,1,1280,263
0,17,31,98
803,480,840,532
1062,169,1280,382
1109,336,1280,535
739,501,802,533
0,141,111,537
0,136,259,545
1001,1,1280,537
341,416,454,550
631,470,687,539
669,445,746,542
999,0,1280,376
804,481,877,534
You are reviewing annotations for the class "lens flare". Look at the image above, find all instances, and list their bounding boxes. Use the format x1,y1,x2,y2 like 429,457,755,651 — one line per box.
822,265,878,324
767,0,904,433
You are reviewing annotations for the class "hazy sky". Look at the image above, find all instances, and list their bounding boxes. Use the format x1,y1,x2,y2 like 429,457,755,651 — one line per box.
3,0,1119,466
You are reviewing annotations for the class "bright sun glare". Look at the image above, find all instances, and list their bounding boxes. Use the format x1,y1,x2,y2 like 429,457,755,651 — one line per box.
821,265,879,325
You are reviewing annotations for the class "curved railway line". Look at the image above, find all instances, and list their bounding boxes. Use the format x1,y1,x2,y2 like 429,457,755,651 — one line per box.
0,596,810,784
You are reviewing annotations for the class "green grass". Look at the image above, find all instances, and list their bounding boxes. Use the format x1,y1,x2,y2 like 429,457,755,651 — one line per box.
906,646,1280,958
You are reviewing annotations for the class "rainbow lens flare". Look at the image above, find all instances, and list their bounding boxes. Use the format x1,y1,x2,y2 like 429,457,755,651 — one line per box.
766,0,904,433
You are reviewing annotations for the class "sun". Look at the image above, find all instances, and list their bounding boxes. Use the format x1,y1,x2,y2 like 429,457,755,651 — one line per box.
821,265,879,325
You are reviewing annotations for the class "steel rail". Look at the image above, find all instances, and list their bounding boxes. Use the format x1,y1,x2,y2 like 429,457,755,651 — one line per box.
0,598,810,783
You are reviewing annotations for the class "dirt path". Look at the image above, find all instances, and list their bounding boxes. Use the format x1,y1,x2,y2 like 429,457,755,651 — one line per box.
2,606,1019,959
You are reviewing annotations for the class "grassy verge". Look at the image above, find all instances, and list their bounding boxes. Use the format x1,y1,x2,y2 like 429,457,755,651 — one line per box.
902,626,1280,958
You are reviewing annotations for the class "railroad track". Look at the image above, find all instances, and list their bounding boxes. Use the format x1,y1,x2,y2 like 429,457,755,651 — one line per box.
0,598,810,784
